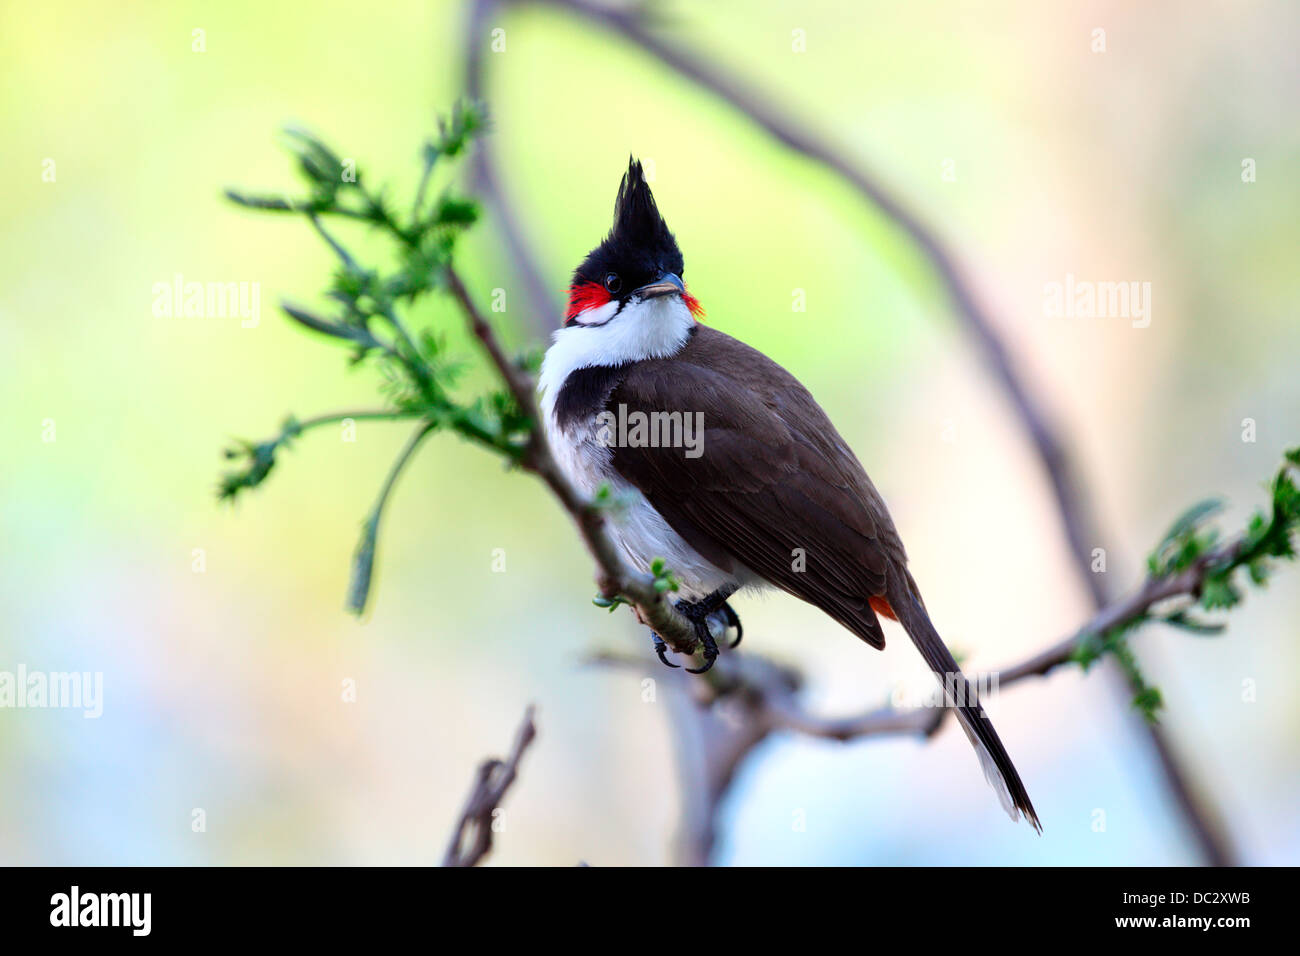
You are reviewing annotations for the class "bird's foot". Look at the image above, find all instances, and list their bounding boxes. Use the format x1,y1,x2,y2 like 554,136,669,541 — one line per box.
649,587,739,674
648,617,718,673
674,596,722,674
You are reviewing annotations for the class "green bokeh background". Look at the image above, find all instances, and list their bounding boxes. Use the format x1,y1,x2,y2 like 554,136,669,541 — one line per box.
1,0,1297,864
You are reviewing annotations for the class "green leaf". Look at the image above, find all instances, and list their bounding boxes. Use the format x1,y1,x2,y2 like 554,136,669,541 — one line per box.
1131,685,1164,724
1069,632,1104,671
1159,498,1224,550
346,513,381,616
1160,610,1226,635
1199,576,1240,610
1247,558,1271,586
281,126,348,197
1273,471,1300,522
434,194,480,227
217,439,279,502
1148,497,1224,576
592,594,628,613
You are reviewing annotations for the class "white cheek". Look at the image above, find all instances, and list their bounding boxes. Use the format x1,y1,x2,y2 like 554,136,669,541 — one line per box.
572,300,619,326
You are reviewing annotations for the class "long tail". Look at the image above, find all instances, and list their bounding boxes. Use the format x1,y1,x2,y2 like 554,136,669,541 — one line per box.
885,573,1042,832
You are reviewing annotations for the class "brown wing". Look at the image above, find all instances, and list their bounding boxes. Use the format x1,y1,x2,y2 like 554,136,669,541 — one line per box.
608,325,908,648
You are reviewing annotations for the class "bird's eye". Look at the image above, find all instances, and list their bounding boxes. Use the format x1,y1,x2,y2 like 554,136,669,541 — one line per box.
603,272,622,293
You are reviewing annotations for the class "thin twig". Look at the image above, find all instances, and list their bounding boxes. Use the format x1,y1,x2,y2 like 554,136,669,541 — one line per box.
286,409,419,435
225,189,372,222
412,148,437,226
442,705,538,867
281,302,390,353
307,213,360,272
313,187,439,397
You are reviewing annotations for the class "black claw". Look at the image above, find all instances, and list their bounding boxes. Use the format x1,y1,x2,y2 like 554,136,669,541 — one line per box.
673,587,736,675
652,633,680,669
684,620,720,674
722,601,743,648
684,652,717,675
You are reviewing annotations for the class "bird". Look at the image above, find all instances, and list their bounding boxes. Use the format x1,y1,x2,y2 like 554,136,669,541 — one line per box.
538,157,1040,831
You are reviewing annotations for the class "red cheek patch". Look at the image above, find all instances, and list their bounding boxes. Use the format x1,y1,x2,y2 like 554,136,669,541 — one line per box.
683,290,705,319
566,281,611,321
566,280,705,322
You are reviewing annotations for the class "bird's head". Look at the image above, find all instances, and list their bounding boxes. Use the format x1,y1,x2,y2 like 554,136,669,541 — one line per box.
565,157,703,329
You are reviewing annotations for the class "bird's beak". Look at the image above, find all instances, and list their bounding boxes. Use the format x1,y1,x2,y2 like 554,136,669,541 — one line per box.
633,272,685,301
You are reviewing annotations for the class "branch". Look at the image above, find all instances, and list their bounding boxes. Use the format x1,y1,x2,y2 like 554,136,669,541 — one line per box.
442,705,538,867
590,649,936,865
218,409,421,502
999,570,1216,685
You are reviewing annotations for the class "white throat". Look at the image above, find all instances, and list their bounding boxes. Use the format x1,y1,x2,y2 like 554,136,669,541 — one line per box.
538,296,695,420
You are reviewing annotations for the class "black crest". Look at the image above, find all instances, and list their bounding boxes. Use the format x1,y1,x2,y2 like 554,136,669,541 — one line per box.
573,157,684,289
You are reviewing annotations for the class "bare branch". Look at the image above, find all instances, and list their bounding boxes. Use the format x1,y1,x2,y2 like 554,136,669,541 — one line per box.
443,705,538,867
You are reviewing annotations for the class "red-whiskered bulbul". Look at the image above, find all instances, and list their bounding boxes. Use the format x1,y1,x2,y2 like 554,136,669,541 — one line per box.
539,158,1040,830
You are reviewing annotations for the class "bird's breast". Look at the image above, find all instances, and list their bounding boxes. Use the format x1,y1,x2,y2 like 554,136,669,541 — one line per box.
540,393,738,601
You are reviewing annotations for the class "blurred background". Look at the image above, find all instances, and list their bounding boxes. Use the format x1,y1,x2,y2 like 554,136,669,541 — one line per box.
1,0,1297,866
